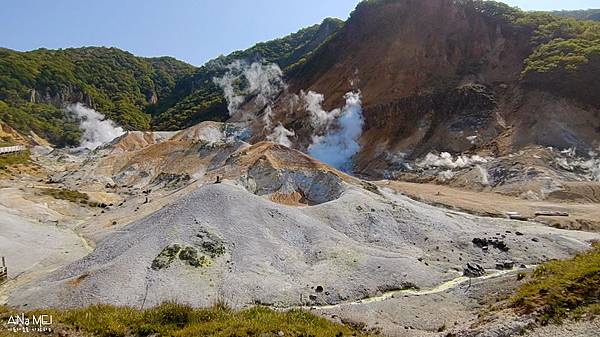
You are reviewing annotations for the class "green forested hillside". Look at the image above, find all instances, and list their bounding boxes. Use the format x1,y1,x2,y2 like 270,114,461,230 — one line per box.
0,47,196,128
152,17,344,130
0,47,195,145
0,18,343,145
5,1,599,148
552,9,600,22
507,9,600,106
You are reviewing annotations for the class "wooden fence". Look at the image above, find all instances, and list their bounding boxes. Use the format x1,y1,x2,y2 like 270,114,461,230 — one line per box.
0,257,6,284
0,145,26,155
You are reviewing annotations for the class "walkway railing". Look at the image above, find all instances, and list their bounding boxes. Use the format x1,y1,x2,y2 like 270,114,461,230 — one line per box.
0,145,26,155
0,257,6,284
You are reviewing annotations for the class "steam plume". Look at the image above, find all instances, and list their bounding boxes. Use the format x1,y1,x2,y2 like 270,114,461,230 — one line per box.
267,123,295,148
262,105,273,130
67,103,124,150
212,62,245,116
243,62,285,107
308,91,364,171
214,60,295,147
302,90,340,128
416,152,489,169
213,61,285,118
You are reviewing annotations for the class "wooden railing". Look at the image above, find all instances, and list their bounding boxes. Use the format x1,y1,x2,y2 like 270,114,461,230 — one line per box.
0,145,26,155
0,257,6,283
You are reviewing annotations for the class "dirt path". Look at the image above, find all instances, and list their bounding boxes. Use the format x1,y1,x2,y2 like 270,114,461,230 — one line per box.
378,181,600,231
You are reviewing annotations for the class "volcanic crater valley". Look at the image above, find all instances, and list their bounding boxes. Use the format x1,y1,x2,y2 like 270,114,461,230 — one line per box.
1,119,599,336
1,1,600,336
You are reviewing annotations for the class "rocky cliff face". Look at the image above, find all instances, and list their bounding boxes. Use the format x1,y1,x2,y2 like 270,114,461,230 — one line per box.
29,86,94,108
290,0,531,104
269,0,599,176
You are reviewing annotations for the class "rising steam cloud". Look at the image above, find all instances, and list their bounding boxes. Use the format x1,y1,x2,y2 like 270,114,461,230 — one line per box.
67,103,125,150
267,123,295,148
307,91,364,171
213,61,285,117
213,60,294,147
302,90,341,128
213,65,245,116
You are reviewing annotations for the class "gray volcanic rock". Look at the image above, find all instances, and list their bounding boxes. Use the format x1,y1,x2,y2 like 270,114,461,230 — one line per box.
9,182,598,309
243,154,345,205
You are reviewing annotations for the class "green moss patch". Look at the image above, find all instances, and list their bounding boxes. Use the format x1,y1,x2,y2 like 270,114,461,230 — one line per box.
151,229,225,271
179,246,210,268
195,228,226,258
151,244,183,270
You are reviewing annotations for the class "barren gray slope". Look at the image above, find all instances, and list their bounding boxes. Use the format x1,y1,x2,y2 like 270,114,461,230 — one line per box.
9,182,598,309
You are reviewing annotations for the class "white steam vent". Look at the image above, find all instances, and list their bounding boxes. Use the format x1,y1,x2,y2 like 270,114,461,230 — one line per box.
416,152,489,169
267,123,295,148
213,60,295,147
213,61,285,119
67,103,125,150
302,90,340,128
307,91,364,171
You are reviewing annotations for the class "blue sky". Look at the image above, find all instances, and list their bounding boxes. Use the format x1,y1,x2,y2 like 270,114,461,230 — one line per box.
1,0,599,66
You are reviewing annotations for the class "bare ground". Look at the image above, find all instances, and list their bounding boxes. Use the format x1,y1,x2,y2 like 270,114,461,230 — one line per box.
378,181,600,232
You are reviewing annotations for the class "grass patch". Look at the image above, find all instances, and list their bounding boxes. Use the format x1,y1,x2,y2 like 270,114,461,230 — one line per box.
41,188,93,206
0,150,30,169
0,302,372,337
511,243,600,324
0,139,16,147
